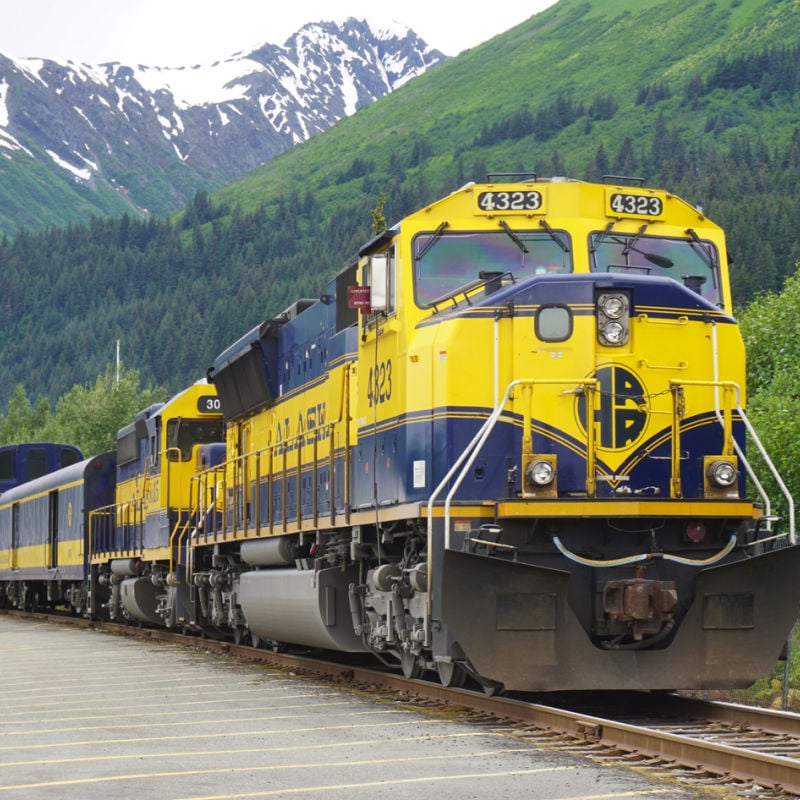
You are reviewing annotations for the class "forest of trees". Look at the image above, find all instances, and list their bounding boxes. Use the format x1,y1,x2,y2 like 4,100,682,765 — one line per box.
3,118,800,411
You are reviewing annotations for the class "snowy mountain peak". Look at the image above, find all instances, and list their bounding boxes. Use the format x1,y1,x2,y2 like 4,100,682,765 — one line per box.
0,19,447,224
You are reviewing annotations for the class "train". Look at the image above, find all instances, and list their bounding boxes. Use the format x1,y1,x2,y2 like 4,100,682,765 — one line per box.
2,174,800,693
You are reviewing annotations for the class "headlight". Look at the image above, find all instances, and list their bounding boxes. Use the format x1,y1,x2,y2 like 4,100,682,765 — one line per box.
526,458,555,486
601,320,626,344
599,294,627,319
596,291,630,346
707,459,737,488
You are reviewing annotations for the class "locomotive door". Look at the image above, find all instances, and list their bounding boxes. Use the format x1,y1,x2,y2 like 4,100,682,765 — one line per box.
235,421,251,529
514,286,602,498
48,489,58,568
356,248,402,511
11,503,18,570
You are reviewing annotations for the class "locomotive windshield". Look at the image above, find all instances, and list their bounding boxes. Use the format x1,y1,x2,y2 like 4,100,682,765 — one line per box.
413,229,572,307
167,418,225,461
590,228,721,305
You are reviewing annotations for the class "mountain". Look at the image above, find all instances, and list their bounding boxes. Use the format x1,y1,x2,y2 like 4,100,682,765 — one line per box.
3,0,800,411
0,19,446,235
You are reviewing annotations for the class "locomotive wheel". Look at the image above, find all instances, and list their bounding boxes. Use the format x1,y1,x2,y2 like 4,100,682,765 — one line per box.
436,660,467,688
401,652,423,679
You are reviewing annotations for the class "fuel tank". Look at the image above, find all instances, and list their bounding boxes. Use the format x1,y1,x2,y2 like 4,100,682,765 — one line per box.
238,566,367,652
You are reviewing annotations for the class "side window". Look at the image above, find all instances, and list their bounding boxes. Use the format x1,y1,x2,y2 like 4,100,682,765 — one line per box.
364,246,396,315
60,448,81,468
167,419,225,461
536,305,572,342
27,448,47,480
0,451,13,481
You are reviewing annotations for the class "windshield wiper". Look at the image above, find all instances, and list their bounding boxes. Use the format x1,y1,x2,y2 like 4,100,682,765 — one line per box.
498,220,528,253
539,218,570,252
415,221,449,261
621,224,646,259
685,228,717,269
621,225,674,269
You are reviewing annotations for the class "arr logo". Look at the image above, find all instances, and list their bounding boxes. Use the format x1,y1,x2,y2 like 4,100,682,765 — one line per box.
577,365,648,449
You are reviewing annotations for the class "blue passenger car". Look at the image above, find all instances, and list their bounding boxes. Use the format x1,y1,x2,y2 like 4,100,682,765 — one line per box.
0,452,115,612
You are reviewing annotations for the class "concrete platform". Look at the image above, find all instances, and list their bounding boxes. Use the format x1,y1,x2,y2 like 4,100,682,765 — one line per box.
0,615,712,799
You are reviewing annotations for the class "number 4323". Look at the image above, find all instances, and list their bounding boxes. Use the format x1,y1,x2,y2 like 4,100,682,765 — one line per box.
367,360,392,407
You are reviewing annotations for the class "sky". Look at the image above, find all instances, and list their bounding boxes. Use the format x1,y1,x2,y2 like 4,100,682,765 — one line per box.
0,1,558,66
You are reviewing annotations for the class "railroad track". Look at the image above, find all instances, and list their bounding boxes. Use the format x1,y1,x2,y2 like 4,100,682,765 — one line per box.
5,608,800,798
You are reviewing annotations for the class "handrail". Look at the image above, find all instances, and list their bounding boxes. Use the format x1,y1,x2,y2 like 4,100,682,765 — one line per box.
428,271,516,313
187,363,353,541
552,533,737,568
671,377,796,544
426,377,599,560
709,320,795,542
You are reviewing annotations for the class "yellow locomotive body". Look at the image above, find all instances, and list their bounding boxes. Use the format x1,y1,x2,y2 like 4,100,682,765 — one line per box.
191,177,800,689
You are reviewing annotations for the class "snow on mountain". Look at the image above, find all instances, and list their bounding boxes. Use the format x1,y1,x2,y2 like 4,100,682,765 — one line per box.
0,18,446,220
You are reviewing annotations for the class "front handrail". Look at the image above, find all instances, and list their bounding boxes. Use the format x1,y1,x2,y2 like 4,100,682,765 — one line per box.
425,377,599,555
671,377,795,544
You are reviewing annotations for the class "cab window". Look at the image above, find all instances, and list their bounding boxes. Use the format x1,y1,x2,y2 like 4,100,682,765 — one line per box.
413,230,571,308
167,419,225,461
590,230,721,306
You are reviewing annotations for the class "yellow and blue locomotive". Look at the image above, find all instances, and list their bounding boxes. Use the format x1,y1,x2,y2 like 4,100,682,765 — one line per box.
0,388,224,619
197,174,800,691
88,382,224,625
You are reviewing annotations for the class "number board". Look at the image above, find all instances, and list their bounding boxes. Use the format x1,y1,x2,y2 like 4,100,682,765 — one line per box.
606,189,664,220
197,395,222,414
476,189,546,214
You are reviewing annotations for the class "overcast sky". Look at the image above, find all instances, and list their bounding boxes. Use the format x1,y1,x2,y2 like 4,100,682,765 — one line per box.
0,1,558,65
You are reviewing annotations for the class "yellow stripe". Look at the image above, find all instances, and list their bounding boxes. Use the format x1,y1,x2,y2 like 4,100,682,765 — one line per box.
497,498,754,518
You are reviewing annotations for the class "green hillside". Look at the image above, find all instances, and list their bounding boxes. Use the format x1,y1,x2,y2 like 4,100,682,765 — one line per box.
210,0,800,300
2,0,800,408
0,152,136,231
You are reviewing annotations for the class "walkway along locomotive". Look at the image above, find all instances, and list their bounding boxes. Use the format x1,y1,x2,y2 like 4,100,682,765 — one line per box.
2,175,799,693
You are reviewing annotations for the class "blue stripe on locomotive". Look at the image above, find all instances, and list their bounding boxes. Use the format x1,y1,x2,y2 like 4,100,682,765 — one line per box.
239,404,739,526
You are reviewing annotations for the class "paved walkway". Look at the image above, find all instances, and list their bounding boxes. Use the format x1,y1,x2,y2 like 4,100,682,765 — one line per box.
0,616,712,799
